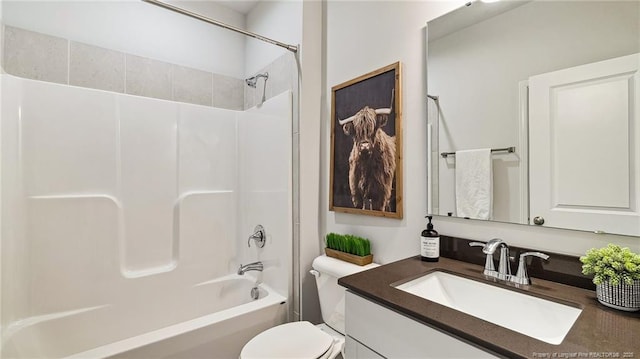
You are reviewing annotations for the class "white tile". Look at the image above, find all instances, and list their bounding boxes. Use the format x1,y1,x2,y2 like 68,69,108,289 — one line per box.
212,73,243,110
266,54,294,101
3,26,68,84
173,65,213,107
70,41,125,93
125,54,172,101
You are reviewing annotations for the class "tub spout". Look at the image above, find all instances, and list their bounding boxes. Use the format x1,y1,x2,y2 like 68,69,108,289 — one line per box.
238,261,264,275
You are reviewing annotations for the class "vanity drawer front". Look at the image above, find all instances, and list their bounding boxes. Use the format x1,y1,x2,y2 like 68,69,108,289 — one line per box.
345,291,498,358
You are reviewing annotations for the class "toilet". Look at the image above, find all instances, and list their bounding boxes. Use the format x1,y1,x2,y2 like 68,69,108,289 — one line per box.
240,255,379,359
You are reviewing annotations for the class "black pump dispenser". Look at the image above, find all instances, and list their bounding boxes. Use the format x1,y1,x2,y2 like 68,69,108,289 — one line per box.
420,216,440,262
426,216,435,231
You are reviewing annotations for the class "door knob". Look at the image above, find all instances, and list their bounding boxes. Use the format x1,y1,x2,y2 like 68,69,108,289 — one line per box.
533,216,545,225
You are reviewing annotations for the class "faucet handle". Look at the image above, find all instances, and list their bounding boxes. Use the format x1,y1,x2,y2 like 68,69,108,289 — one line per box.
247,225,266,248
520,251,549,259
469,241,496,275
483,238,506,255
511,251,549,285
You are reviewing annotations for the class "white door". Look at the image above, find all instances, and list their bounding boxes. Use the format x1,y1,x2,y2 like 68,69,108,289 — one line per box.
528,53,639,236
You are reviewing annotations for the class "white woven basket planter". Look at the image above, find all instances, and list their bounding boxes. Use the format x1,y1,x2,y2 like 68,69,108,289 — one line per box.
596,280,640,312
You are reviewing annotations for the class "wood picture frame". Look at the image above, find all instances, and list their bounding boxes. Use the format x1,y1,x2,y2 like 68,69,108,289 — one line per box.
330,62,403,218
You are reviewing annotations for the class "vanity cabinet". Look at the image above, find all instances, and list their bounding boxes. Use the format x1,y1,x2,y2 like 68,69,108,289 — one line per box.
344,336,385,359
344,291,499,359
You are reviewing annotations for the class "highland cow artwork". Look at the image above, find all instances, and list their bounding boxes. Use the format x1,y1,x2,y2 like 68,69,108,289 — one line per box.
330,62,403,218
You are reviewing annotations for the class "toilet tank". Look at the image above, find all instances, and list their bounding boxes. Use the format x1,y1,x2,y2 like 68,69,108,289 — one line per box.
311,255,379,334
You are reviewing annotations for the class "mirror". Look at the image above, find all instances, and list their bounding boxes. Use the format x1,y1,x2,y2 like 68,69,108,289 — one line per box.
427,0,640,236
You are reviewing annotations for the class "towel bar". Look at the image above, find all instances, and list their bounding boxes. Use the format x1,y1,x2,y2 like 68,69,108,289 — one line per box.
440,146,515,158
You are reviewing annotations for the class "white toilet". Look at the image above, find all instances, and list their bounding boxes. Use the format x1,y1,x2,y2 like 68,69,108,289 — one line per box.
240,255,379,359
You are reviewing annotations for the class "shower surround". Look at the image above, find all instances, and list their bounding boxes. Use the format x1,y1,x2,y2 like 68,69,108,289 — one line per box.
0,70,292,357
2,25,298,113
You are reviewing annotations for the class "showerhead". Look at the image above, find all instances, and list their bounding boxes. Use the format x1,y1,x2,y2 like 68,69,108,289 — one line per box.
246,77,257,88
245,72,269,88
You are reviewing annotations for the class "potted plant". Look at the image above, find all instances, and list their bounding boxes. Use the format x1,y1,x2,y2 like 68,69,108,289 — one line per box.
580,244,640,311
325,233,373,266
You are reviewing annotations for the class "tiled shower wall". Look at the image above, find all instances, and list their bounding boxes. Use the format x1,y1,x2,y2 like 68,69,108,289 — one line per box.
244,52,298,110
2,25,297,111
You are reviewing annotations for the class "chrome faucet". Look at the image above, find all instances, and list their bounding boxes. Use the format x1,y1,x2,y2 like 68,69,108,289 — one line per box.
469,238,510,280
238,261,264,275
470,239,549,286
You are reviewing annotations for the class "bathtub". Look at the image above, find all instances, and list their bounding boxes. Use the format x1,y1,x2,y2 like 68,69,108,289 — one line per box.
1,275,287,359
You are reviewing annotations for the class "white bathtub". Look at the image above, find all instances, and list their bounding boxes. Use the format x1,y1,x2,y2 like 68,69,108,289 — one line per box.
1,276,287,359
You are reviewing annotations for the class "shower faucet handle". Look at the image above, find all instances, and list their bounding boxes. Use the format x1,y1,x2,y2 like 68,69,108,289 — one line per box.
247,224,266,248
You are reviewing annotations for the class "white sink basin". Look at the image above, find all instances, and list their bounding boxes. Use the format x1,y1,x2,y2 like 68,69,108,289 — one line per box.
393,271,582,345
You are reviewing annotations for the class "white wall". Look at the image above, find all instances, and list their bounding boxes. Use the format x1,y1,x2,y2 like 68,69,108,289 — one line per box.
244,0,302,77
2,0,246,77
317,1,640,324
0,0,3,342
321,0,467,267
298,0,323,324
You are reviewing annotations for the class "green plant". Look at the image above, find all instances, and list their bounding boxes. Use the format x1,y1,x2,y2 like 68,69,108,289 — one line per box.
325,233,371,257
580,244,640,285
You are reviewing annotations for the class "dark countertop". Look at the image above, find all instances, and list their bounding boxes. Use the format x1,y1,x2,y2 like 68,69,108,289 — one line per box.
338,256,640,359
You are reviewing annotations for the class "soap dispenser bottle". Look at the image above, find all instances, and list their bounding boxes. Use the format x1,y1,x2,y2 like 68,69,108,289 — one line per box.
420,215,440,262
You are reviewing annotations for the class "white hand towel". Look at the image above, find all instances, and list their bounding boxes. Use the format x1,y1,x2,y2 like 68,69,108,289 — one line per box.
455,148,493,220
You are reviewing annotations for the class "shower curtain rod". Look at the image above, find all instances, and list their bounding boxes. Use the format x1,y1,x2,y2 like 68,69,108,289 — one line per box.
142,0,299,53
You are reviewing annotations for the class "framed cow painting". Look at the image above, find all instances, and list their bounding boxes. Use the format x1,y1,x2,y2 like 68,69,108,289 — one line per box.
330,62,403,219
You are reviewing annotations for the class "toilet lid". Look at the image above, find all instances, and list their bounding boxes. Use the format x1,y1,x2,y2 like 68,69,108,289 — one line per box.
241,321,334,359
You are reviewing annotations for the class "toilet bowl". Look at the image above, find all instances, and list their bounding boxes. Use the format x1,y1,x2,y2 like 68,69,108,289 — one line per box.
240,255,379,359
240,321,342,359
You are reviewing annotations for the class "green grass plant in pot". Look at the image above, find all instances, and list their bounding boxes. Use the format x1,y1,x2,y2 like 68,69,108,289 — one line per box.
580,244,640,311
325,233,372,266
